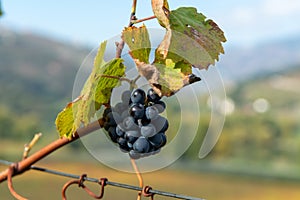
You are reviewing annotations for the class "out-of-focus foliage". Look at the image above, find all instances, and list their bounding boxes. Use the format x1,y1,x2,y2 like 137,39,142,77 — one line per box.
0,0,3,17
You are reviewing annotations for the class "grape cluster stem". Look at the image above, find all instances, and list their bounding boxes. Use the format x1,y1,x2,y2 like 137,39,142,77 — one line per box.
131,158,144,200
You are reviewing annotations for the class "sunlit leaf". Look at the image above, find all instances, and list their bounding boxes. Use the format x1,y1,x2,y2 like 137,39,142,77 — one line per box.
122,25,151,64
55,41,126,138
55,99,80,139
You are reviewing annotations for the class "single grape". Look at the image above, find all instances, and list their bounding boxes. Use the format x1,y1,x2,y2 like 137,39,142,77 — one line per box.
141,124,157,138
123,116,138,130
147,88,161,103
113,102,128,114
129,103,145,119
117,137,130,152
148,132,167,149
145,106,159,120
151,116,169,133
133,137,150,153
103,107,112,118
106,112,117,126
103,122,111,131
130,89,146,104
112,112,122,124
121,110,129,120
107,126,118,143
129,150,141,159
121,90,132,104
153,101,166,113
116,125,125,137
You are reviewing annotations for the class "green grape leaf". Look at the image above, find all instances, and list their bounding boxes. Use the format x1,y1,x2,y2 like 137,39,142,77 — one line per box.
122,25,151,64
168,7,227,69
55,41,126,138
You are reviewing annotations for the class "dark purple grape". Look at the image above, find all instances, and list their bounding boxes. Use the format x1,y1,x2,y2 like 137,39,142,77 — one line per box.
103,122,111,131
107,126,118,143
131,89,146,104
121,90,132,104
116,125,125,137
129,150,141,159
145,106,159,120
111,112,122,124
148,132,167,149
117,137,130,152
103,107,112,118
151,116,169,133
121,110,129,120
114,102,128,114
129,103,145,119
147,88,161,103
106,112,117,126
153,101,166,113
141,124,157,138
123,116,138,130
133,137,150,153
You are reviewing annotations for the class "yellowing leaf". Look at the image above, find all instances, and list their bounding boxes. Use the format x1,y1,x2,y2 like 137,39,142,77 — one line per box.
122,25,151,64
55,99,80,139
153,61,185,96
151,0,170,28
122,24,197,97
55,41,126,138
168,7,226,69
151,0,172,58
135,58,193,97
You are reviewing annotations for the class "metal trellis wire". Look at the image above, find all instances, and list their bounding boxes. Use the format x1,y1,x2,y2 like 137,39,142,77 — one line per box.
0,159,204,200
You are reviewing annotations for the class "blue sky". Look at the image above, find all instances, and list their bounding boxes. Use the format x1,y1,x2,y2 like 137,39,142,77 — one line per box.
1,0,300,47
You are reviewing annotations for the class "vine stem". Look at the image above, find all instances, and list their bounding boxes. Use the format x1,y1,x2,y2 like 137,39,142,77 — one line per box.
130,158,144,200
131,16,156,25
0,118,105,183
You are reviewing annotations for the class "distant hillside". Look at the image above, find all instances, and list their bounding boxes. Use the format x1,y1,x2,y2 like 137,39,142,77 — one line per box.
0,27,90,139
218,37,300,82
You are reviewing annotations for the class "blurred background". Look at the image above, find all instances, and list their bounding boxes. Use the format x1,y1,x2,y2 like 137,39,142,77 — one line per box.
1,0,300,199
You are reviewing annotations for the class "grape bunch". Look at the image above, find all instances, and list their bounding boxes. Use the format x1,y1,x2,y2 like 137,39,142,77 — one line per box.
102,88,168,159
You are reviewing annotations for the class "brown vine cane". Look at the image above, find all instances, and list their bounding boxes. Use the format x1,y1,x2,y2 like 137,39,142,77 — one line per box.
7,163,28,200
62,173,108,200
